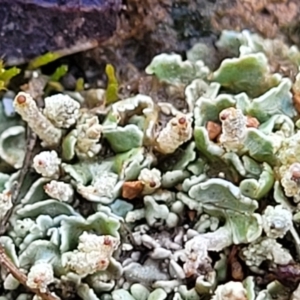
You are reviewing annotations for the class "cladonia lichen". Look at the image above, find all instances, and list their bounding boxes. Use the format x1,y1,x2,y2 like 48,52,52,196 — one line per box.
2,29,300,300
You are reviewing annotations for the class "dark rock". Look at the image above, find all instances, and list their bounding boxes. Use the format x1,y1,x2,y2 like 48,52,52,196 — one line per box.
0,0,121,65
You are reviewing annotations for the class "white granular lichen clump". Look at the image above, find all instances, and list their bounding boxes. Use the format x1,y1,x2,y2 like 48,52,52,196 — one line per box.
219,107,247,152
0,191,12,220
33,151,61,179
212,281,247,300
281,162,300,203
77,171,118,203
155,113,193,154
43,94,80,128
63,252,100,276
26,262,54,293
183,238,210,277
269,132,284,153
278,133,300,203
262,205,292,238
138,168,161,194
78,231,119,253
182,226,232,277
75,115,102,158
44,180,74,202
13,92,62,147
278,131,300,166
62,232,119,276
241,237,292,267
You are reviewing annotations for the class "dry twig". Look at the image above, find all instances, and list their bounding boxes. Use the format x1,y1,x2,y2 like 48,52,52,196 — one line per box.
0,127,37,234
0,244,61,300
0,126,60,299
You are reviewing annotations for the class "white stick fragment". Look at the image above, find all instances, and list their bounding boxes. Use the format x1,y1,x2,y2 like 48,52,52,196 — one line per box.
155,113,193,154
13,92,62,147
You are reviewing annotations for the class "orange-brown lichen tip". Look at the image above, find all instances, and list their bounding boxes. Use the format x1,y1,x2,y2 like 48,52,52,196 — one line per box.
16,94,27,104
178,117,186,125
149,181,156,188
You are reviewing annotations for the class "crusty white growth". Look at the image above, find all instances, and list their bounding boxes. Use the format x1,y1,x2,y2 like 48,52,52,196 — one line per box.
281,162,300,203
138,168,161,194
33,151,61,179
65,252,102,276
183,236,210,277
212,281,247,300
26,262,54,293
0,191,12,220
219,107,247,152
183,226,232,277
278,131,300,166
62,232,119,276
44,180,74,202
77,171,118,203
241,237,292,267
269,132,284,153
13,92,62,147
75,115,102,158
155,113,193,154
43,94,80,128
262,205,292,238
278,132,300,202
78,232,119,253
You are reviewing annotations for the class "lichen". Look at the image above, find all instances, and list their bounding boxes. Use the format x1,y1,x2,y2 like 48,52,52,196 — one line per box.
3,28,300,300
62,232,119,276
26,262,54,293
13,92,62,147
43,94,80,129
